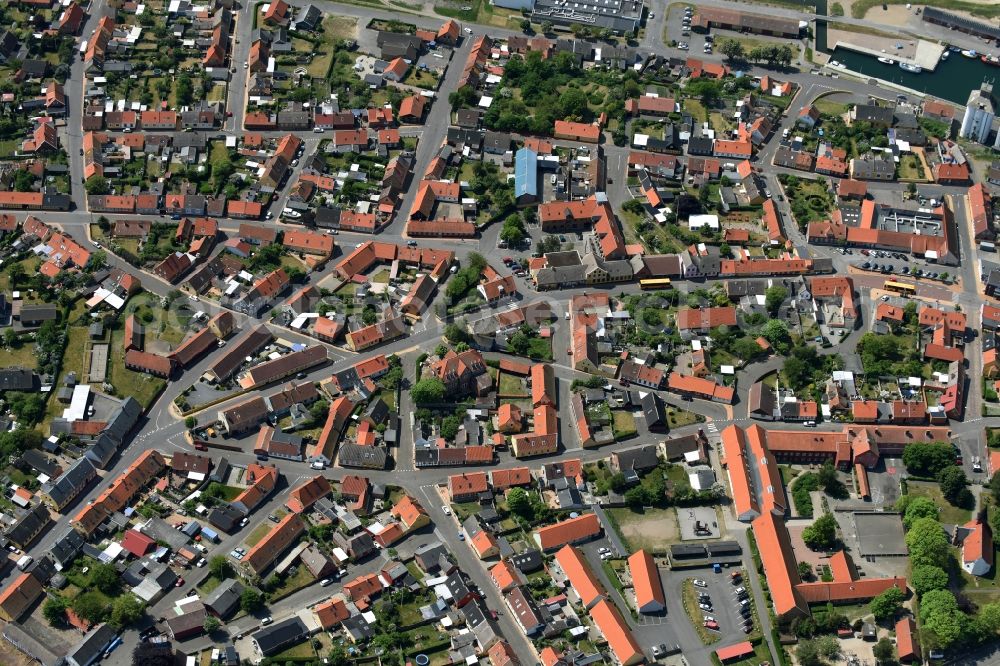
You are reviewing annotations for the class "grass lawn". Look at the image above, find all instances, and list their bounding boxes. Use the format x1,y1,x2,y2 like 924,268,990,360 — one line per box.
244,522,272,548
898,154,926,181
214,485,244,501
498,372,527,396
0,341,38,370
907,481,972,525
814,97,848,116
784,177,836,226
685,99,708,123
0,139,20,157
323,15,358,42
851,0,1000,19
271,639,316,661
606,506,678,554
271,566,316,601
681,578,721,645
666,406,702,428
526,336,553,361
399,591,433,626
198,574,223,595
108,329,166,408
612,411,637,440
405,560,425,582
451,501,480,522
404,68,440,90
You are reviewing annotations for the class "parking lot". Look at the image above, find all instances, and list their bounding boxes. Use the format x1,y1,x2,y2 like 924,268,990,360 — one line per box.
689,569,752,640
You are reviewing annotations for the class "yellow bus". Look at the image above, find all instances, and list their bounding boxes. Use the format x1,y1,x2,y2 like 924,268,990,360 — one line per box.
884,280,916,295
639,278,673,291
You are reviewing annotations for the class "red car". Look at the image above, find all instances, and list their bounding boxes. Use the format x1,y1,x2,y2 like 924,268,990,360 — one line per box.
704,621,720,631
175,577,184,587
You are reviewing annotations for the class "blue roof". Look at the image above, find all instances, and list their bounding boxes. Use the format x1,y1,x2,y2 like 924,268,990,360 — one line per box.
514,148,538,199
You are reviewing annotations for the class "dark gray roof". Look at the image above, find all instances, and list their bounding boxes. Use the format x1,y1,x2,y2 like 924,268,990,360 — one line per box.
6,503,51,548
204,578,245,618
337,443,387,469
0,368,36,391
510,548,543,573
41,456,95,509
253,616,309,656
51,528,84,567
67,624,117,666
84,434,118,469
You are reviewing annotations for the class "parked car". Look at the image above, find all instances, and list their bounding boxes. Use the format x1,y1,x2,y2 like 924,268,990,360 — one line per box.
693,579,708,588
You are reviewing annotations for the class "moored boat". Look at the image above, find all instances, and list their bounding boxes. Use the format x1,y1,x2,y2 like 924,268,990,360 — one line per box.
962,49,979,58
899,62,922,73
877,57,895,64
983,54,1000,67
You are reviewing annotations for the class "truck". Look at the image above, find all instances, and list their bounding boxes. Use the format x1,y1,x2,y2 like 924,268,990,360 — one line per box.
16,555,32,570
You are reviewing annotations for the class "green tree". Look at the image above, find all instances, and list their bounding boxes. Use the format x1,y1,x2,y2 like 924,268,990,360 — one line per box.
802,513,837,550
3,328,18,348
797,561,813,580
796,639,822,666
12,169,34,192
6,262,25,287
72,592,109,625
440,414,462,440
7,392,46,424
937,466,971,506
110,594,145,628
240,588,264,613
85,175,110,195
42,595,68,626
765,285,788,316
902,496,939,529
507,487,533,520
910,564,949,596
869,587,904,621
873,637,895,664
444,323,470,345
905,517,951,568
184,416,197,429
208,555,231,579
718,38,745,62
902,442,955,477
500,219,525,245
91,563,119,594
920,589,967,648
685,78,722,105
203,616,221,633
411,378,446,404
520,19,531,33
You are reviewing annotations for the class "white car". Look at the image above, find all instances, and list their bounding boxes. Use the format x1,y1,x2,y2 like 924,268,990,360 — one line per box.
703,615,715,623
261,616,273,626
698,603,713,612
693,579,708,588
442,505,452,516
600,552,614,561
320,578,333,587
598,547,612,554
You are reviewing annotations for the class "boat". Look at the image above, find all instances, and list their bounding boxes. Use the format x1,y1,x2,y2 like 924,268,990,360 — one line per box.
983,54,1000,67
949,45,961,52
877,57,895,64
962,49,979,58
941,50,950,60
899,62,922,73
